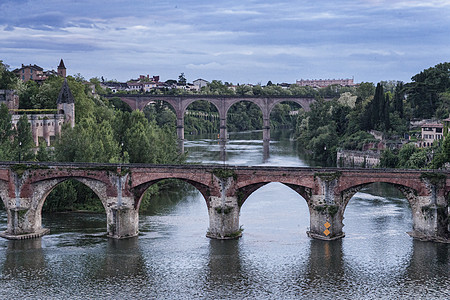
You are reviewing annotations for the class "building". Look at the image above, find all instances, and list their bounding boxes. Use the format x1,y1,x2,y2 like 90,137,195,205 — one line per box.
0,89,19,110
10,79,75,146
419,123,444,147
57,59,66,78
337,150,380,168
100,82,129,93
13,64,45,82
13,59,67,82
296,78,356,88
193,78,209,89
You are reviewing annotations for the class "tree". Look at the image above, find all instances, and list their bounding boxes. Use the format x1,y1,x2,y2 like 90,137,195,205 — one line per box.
380,149,398,168
405,62,450,118
393,82,404,119
178,73,187,85
0,103,13,160
356,82,375,101
397,144,417,167
0,103,12,142
36,139,52,161
14,115,34,161
0,61,18,90
384,93,390,131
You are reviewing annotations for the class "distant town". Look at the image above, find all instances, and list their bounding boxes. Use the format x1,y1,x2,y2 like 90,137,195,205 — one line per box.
11,60,358,92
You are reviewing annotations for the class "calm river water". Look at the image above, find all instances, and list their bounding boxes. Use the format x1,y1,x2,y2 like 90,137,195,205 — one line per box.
0,130,449,299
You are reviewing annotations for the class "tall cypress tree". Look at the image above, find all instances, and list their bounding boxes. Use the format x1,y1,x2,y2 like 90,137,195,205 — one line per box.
372,83,384,129
384,93,391,131
393,82,404,118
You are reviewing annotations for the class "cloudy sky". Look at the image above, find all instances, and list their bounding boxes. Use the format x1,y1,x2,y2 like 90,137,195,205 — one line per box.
1,0,449,84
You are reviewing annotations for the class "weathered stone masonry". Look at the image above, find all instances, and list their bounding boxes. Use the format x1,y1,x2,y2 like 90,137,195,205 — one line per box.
0,163,448,243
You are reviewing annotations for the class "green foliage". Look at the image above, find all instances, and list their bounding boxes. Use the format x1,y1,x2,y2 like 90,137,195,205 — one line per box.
0,103,12,141
178,73,187,85
270,103,300,129
44,180,104,212
212,168,237,180
36,139,52,161
420,172,446,186
340,131,376,150
295,99,344,164
379,143,437,169
431,131,450,168
227,101,262,132
380,149,399,168
15,115,35,161
0,61,19,90
314,204,339,217
405,62,450,119
314,172,342,181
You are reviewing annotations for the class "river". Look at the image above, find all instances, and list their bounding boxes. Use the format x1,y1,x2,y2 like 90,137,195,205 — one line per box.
0,130,449,299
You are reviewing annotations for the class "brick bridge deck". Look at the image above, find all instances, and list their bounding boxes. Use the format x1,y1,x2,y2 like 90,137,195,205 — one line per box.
0,162,448,242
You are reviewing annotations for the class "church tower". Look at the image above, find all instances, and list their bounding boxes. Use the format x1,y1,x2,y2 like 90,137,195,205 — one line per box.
57,78,75,128
57,59,66,78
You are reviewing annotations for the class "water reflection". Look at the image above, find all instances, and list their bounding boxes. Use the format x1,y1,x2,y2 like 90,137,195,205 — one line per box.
2,239,47,279
406,240,449,283
204,239,251,296
92,237,147,280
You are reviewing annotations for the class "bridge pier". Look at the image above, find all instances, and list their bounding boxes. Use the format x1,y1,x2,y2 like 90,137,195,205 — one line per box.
219,117,227,143
307,199,345,241
206,175,242,239
0,203,50,240
176,116,185,153
307,173,345,240
406,184,449,242
263,117,270,142
106,204,139,239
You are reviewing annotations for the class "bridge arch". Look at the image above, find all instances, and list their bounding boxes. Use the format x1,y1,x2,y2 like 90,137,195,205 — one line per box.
134,178,211,210
225,100,263,134
184,100,220,135
341,182,416,237
32,177,111,213
237,180,312,207
267,98,311,116
339,181,420,211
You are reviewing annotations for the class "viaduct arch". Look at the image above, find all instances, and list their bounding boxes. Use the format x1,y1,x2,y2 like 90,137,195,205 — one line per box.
0,163,448,243
105,95,325,146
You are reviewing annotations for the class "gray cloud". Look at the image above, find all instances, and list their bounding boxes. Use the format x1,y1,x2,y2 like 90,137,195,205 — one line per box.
1,0,449,84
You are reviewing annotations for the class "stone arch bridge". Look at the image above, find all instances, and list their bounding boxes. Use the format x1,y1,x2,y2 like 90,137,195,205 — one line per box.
105,95,328,146
0,162,448,243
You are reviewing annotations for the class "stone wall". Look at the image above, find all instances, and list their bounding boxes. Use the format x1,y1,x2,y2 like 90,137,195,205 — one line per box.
337,150,380,168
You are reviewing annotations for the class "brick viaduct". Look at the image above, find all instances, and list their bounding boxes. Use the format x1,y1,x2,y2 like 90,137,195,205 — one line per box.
0,162,449,243
105,95,327,148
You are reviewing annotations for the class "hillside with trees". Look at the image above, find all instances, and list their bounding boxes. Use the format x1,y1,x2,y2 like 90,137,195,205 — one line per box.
294,62,450,168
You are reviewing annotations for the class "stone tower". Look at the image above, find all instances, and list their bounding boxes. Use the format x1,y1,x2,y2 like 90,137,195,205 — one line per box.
57,78,75,128
57,59,66,78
